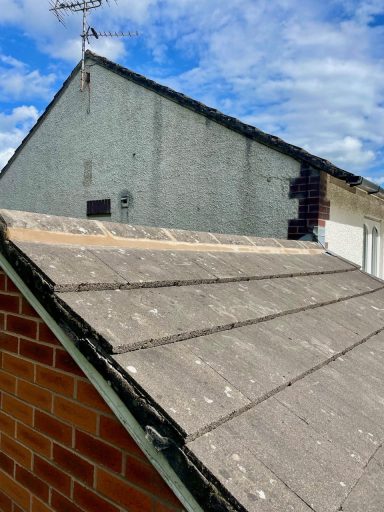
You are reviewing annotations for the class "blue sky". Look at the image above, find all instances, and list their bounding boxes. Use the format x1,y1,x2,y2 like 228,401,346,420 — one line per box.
0,0,383,181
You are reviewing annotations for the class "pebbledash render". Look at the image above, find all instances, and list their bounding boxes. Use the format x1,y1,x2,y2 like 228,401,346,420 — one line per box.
0,272,183,512
2,51,384,273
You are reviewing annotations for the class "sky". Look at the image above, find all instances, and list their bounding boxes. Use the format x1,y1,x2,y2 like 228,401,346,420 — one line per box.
0,0,383,181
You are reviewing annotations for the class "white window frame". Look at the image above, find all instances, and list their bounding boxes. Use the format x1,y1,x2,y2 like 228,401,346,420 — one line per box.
363,218,381,277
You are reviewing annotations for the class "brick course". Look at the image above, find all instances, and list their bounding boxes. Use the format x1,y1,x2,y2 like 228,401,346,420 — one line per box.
0,270,184,512
288,165,330,241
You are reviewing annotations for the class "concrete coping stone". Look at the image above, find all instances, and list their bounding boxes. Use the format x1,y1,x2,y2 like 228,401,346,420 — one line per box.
0,209,323,255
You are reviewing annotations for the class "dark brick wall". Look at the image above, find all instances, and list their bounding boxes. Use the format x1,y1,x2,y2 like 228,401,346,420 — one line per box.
288,164,330,242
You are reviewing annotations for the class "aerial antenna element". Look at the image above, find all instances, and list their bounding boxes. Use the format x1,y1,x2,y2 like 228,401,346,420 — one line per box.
49,1,138,91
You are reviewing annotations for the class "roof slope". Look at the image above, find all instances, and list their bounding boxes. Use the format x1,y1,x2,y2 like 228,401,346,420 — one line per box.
0,50,379,197
1,209,384,512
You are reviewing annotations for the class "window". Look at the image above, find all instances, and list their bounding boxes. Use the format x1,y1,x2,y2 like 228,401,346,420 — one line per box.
362,224,368,272
372,226,379,277
362,220,381,277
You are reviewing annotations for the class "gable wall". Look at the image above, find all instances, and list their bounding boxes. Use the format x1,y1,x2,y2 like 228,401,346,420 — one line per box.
0,61,301,238
0,269,183,512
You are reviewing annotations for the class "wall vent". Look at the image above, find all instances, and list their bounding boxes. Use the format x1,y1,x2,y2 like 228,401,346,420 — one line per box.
87,199,111,216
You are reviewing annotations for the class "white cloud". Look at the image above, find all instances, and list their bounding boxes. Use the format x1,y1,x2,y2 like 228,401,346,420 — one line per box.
0,0,383,175
0,0,22,23
0,105,39,170
0,53,56,101
146,0,384,174
312,136,375,168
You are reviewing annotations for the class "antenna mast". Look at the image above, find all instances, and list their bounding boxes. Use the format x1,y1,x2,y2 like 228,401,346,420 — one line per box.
49,0,138,91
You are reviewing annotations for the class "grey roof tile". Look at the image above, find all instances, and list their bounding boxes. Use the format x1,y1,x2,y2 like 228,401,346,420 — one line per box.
57,271,381,353
89,247,218,285
342,459,384,512
187,435,314,512
101,221,171,241
17,242,127,291
2,210,384,512
276,371,384,466
0,209,103,235
114,343,251,438
187,397,363,512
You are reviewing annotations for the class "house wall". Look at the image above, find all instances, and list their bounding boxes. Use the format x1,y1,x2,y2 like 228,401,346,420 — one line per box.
0,269,183,512
0,60,301,238
288,165,330,240
325,177,384,278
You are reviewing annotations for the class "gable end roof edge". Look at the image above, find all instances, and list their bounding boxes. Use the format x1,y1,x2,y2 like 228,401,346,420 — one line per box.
0,220,242,512
0,50,380,198
0,250,210,512
0,61,82,179
84,51,355,181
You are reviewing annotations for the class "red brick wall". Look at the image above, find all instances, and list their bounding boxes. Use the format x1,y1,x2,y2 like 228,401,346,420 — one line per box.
0,270,184,512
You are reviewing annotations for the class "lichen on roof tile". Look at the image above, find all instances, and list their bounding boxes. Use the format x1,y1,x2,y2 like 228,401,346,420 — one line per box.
1,209,384,512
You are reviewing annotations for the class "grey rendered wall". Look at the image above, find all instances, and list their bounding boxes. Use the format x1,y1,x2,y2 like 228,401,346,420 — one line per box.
0,60,300,238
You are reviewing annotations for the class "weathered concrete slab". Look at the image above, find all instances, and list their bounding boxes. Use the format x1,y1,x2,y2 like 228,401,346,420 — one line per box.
89,247,218,285
309,352,384,433
188,252,245,279
343,331,384,369
91,248,353,285
288,253,356,272
298,240,324,249
181,323,326,402
354,290,384,323
188,398,362,512
247,236,295,247
58,271,381,353
101,221,171,241
114,343,250,438
373,446,384,468
276,373,383,466
342,460,384,512
316,290,384,340
166,228,220,244
179,295,379,402
16,242,127,290
287,270,380,301
186,432,313,512
209,232,260,246
0,209,103,235
271,307,361,357
207,252,353,280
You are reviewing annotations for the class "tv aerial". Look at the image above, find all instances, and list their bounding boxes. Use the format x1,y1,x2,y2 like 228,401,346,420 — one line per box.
49,1,138,91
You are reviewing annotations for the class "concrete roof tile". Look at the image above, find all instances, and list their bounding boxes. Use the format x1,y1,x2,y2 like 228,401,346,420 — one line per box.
342,460,384,512
57,271,380,353
187,397,362,512
114,343,251,438
2,210,384,512
17,242,127,291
